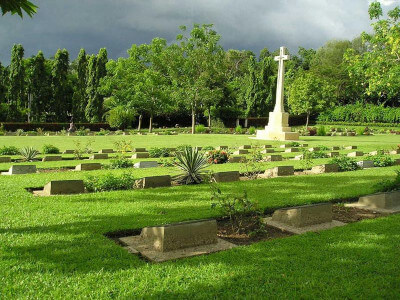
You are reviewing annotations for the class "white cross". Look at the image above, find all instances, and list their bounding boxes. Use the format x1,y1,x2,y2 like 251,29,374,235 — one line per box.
273,47,290,113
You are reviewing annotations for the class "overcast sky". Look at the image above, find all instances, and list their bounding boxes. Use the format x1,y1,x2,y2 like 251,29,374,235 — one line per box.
0,0,397,63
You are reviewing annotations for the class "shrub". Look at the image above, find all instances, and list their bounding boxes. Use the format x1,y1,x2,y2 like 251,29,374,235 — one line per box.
19,147,39,162
329,156,359,172
16,129,24,136
42,144,60,154
107,157,134,169
316,126,326,136
195,124,207,134
287,142,301,147
356,127,367,136
84,173,135,192
307,127,317,136
175,147,208,184
367,154,395,167
207,150,229,164
106,106,135,129
114,140,132,153
248,126,256,135
235,125,243,134
73,139,94,160
149,147,170,158
176,144,192,152
0,146,20,155
95,128,110,136
374,170,400,192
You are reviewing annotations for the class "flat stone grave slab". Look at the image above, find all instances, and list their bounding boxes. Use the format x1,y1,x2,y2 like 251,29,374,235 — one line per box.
347,151,364,157
328,152,340,157
239,145,251,150
332,146,340,150
293,154,303,160
311,164,339,174
213,171,240,183
89,153,108,160
266,155,282,162
390,149,400,155
42,156,62,162
345,146,357,150
133,148,147,153
261,149,275,154
234,149,248,155
75,163,101,171
346,191,400,214
131,152,150,159
229,156,246,163
395,159,400,165
0,157,11,163
135,175,171,189
134,161,158,169
99,149,114,154
285,148,299,153
265,166,294,177
263,145,273,149
264,203,346,234
119,219,237,262
216,146,228,150
301,144,309,147
63,150,74,154
33,180,85,196
308,147,320,152
2,165,37,175
357,160,375,169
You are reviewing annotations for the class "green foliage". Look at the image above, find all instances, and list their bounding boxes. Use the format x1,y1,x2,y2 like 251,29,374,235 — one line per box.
330,156,359,172
287,142,301,147
0,145,19,155
0,0,38,17
42,144,60,154
51,49,71,122
106,105,135,129
149,147,170,158
84,172,135,192
235,125,243,134
316,126,327,136
73,139,93,159
195,124,206,133
374,170,400,193
7,44,25,121
202,146,215,151
73,49,88,122
367,154,395,167
206,150,229,164
175,147,208,184
19,146,38,161
248,126,256,135
107,157,134,169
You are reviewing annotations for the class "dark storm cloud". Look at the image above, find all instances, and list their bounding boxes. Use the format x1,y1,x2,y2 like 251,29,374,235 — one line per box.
0,0,397,63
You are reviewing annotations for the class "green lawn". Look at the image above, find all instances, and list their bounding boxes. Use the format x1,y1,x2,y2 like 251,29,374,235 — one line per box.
1,134,400,299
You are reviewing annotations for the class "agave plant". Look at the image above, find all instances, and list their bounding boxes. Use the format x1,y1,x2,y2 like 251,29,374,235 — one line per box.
175,147,208,184
19,147,39,162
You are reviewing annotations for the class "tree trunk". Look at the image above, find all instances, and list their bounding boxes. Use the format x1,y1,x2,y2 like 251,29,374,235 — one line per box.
244,118,248,128
236,118,240,127
306,112,310,128
208,108,212,128
137,114,143,131
191,108,196,134
149,114,153,133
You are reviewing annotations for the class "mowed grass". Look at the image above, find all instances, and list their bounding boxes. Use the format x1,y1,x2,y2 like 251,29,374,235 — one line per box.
1,134,400,299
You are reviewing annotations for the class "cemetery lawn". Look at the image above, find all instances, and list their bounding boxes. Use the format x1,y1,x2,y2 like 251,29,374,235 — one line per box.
1,134,400,298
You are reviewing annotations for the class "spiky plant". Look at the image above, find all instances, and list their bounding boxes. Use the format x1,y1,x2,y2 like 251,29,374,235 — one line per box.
19,147,39,162
175,146,208,184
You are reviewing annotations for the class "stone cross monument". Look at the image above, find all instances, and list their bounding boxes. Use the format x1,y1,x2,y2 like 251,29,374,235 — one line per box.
255,46,299,141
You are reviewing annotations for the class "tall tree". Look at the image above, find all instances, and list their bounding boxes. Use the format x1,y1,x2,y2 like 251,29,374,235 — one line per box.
72,49,88,121
51,49,71,121
7,44,25,121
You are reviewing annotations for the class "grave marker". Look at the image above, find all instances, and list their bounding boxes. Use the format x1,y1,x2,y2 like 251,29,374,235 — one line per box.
2,165,37,175
266,155,282,162
89,153,108,160
265,166,294,177
75,163,101,171
42,156,62,162
213,171,240,182
311,164,339,174
346,191,400,214
134,161,158,169
0,157,11,163
99,149,114,154
135,175,171,189
132,152,150,159
347,151,363,157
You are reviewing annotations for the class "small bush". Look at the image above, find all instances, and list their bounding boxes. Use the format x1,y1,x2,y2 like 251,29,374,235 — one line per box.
19,147,39,161
367,154,395,167
84,173,135,192
42,144,60,154
207,150,229,164
235,125,243,134
149,147,170,158
0,146,20,155
107,157,134,169
374,170,400,192
195,124,207,134
356,127,366,136
307,127,317,136
316,126,327,136
248,126,256,135
16,129,24,136
175,147,208,184
330,156,359,172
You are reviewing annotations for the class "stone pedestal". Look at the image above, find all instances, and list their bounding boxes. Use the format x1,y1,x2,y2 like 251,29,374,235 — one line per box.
255,112,299,141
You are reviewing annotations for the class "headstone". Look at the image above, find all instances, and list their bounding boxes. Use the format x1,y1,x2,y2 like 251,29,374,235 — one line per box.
63,150,74,154
328,152,340,157
264,203,345,234
89,153,108,160
216,146,228,150
308,147,320,152
332,146,340,150
285,148,299,153
347,151,363,157
265,166,294,177
345,146,357,150
42,156,62,162
293,154,303,160
2,165,37,175
0,157,11,163
255,47,299,141
133,148,147,153
347,132,356,136
395,159,400,165
229,156,246,163
301,144,309,147
41,180,85,196
135,175,171,189
311,164,339,174
99,149,114,154
390,149,400,155
357,160,374,169
75,163,101,171
239,145,251,150
266,155,282,162
234,149,248,155
213,171,240,183
280,144,291,148
346,190,400,214
261,149,275,154
369,150,384,156
132,152,150,159
263,145,273,149
134,161,158,169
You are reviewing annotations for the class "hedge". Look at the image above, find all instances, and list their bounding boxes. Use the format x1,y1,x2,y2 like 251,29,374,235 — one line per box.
0,123,111,131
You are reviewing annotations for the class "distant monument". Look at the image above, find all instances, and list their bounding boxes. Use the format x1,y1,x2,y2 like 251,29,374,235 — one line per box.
255,46,299,141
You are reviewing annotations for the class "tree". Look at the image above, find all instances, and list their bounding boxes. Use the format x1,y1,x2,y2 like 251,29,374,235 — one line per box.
7,44,25,121
0,0,37,18
72,49,88,122
51,49,71,121
288,71,336,127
